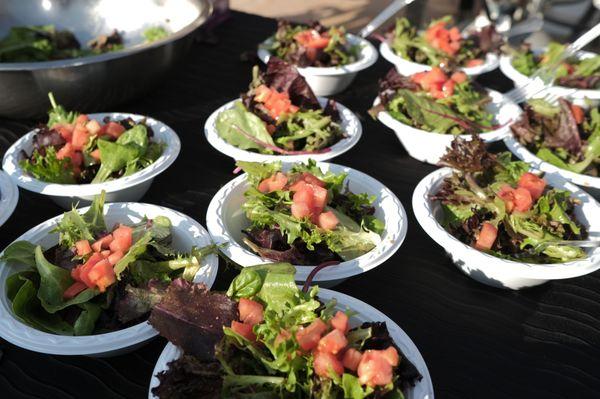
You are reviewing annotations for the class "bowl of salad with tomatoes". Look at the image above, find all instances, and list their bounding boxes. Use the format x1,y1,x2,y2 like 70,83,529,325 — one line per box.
380,16,502,77
206,160,407,283
370,67,520,164
2,93,180,209
257,20,378,96
205,57,362,164
148,263,434,398
412,136,600,290
0,192,218,355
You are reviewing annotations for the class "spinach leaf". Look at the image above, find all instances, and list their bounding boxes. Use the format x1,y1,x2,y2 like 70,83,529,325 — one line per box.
91,139,140,183
216,101,275,153
116,124,149,154
73,303,102,336
1,241,37,268
389,89,459,133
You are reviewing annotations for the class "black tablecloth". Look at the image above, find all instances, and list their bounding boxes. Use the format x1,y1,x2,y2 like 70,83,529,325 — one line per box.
1,11,600,399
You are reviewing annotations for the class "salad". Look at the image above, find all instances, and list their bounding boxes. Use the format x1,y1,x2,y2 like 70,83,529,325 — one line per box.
262,20,360,67
431,136,588,263
150,263,422,398
236,160,384,265
385,16,503,68
20,93,164,184
0,25,169,62
511,98,600,177
370,67,496,134
216,57,345,154
1,192,216,336
511,42,600,89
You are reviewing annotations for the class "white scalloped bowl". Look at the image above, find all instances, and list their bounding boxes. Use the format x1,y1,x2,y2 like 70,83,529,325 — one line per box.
206,162,407,282
257,34,378,96
375,90,522,164
148,287,434,399
499,50,600,101
504,135,600,189
380,41,499,76
2,113,181,209
412,168,600,290
0,202,218,356
205,98,362,164
0,170,19,228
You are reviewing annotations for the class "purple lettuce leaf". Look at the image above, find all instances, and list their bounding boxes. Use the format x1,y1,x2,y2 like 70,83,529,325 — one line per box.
152,355,222,399
263,57,320,110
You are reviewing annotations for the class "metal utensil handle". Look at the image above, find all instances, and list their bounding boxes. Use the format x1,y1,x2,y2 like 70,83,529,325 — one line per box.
359,0,416,38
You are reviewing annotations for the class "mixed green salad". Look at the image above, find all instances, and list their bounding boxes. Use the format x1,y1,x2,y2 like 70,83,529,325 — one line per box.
237,160,384,265
151,263,422,398
20,93,164,184
385,16,503,68
432,136,588,263
511,98,600,177
216,57,345,154
511,42,600,89
262,20,360,67
370,67,496,134
0,25,169,62
1,192,215,336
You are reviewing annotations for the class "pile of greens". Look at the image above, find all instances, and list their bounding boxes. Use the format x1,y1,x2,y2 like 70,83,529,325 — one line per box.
238,160,384,265
151,263,422,398
386,16,502,68
20,93,164,184
263,20,360,67
432,136,588,263
511,98,600,177
370,68,496,134
1,192,216,336
511,42,600,89
216,57,345,154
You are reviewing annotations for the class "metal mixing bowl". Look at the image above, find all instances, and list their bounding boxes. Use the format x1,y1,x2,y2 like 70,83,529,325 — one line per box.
0,0,212,119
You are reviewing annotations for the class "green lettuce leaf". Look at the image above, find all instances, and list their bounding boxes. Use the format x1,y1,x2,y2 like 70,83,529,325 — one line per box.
216,101,275,153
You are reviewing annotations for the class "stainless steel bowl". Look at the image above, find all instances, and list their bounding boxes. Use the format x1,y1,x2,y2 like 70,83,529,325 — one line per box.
0,0,212,119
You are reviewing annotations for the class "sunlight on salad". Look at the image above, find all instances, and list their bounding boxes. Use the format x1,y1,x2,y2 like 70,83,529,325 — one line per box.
150,263,422,397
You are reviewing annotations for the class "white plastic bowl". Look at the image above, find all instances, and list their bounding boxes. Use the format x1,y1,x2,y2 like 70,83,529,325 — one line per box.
0,202,218,356
206,162,407,282
499,50,600,101
413,168,600,290
0,170,19,228
148,287,434,399
504,135,600,189
379,41,499,76
2,113,181,209
257,34,378,96
205,98,362,164
375,90,522,164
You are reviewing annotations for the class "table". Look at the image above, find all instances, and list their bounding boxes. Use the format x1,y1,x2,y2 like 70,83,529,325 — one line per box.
1,11,600,399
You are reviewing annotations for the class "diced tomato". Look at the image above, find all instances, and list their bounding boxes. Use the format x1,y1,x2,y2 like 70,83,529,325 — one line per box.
497,184,516,213
104,122,126,139
330,311,349,333
450,71,468,84
75,240,92,257
311,185,328,211
466,58,485,67
314,350,344,378
92,234,113,252
77,252,105,288
317,211,339,230
296,319,328,351
231,320,256,341
258,172,289,193
411,71,428,85
518,172,546,201
56,142,75,160
427,67,448,84
442,79,455,97
86,259,116,292
513,187,533,212
293,184,315,208
318,329,348,355
63,281,87,299
55,124,74,142
570,104,585,124
90,149,101,162
275,329,292,347
100,249,111,257
302,172,326,187
85,119,102,135
107,250,124,265
258,179,271,193
475,222,498,251
238,298,264,326
71,266,81,282
291,202,313,219
71,125,90,150
110,225,133,253
342,348,363,371
358,350,394,387
294,30,330,49
380,347,399,367
75,114,89,125
289,179,308,192
254,85,272,103
425,22,461,56
449,27,461,41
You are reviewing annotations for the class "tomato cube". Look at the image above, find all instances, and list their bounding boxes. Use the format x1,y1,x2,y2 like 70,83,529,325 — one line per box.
314,350,344,378
475,222,498,251
317,211,339,231
358,350,394,387
110,225,133,252
380,346,399,367
107,250,124,265
56,143,75,160
293,185,315,208
330,311,348,333
311,185,328,210
75,240,92,257
291,202,313,219
75,114,89,125
92,234,113,252
302,172,326,187
296,319,328,351
450,71,468,84
90,149,101,162
85,119,102,135
518,172,546,201
87,259,115,292
497,184,516,213
442,79,455,97
238,298,264,326
342,348,363,371
63,281,87,299
317,329,348,355
71,126,90,150
513,187,533,212
55,124,74,142
104,122,126,139
466,59,485,67
231,320,256,342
